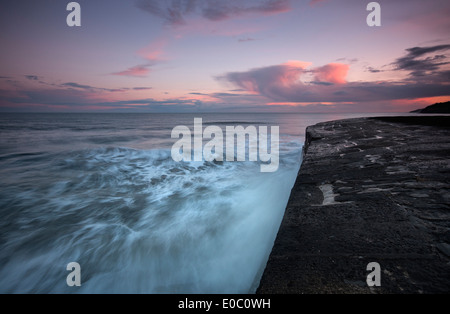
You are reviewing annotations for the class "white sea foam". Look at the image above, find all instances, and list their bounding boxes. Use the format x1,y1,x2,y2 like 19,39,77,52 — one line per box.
0,144,301,293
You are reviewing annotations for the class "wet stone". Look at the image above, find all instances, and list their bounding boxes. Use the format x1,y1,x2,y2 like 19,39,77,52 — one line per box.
257,116,450,294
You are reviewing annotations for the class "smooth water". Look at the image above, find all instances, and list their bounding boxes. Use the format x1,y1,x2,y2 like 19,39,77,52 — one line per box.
0,112,392,293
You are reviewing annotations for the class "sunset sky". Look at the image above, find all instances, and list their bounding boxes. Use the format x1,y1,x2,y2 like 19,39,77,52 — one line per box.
1,0,449,113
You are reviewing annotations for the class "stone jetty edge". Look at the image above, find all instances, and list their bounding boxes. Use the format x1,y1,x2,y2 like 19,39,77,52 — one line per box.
257,116,450,294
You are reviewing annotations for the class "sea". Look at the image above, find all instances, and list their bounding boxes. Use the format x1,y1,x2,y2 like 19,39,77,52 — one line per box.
0,112,400,293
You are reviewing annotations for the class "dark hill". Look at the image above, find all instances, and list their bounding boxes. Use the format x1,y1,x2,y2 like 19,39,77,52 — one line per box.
411,101,450,113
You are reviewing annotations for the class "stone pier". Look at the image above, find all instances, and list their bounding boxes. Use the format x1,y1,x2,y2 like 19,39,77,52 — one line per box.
257,116,450,294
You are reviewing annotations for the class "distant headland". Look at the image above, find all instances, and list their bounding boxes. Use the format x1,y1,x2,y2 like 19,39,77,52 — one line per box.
411,101,450,113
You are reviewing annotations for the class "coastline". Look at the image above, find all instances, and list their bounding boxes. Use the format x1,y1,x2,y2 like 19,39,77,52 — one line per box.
257,116,450,294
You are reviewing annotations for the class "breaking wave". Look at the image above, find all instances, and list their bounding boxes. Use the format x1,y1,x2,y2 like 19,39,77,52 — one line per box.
0,144,301,293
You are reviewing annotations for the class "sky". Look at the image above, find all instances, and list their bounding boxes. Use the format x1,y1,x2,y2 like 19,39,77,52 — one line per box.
0,0,449,113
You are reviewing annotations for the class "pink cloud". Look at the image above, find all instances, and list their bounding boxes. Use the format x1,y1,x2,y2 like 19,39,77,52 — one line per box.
221,59,450,104
282,60,313,69
277,61,312,86
113,65,150,77
313,63,349,84
112,39,167,79
221,61,308,97
138,39,167,62
222,61,348,98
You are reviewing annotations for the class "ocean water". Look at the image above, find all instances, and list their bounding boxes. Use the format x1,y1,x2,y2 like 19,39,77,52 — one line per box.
0,112,390,294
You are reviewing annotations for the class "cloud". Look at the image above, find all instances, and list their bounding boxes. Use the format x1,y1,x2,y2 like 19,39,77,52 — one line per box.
0,85,155,110
111,38,167,80
2,88,94,107
136,0,291,25
219,44,450,106
0,77,157,112
367,66,382,73
0,78,266,112
212,92,256,97
220,61,312,98
393,44,450,78
112,39,166,79
220,60,350,99
62,82,94,90
25,75,40,81
132,87,152,90
313,63,349,84
112,65,151,77
221,57,449,104
3,43,449,113
138,39,167,62
61,82,149,93
310,81,334,86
